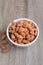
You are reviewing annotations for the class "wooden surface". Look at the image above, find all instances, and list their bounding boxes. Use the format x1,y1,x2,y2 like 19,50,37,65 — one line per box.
0,0,43,65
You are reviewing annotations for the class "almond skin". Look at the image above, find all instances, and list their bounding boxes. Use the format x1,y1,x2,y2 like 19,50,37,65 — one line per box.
1,48,8,53
1,35,6,40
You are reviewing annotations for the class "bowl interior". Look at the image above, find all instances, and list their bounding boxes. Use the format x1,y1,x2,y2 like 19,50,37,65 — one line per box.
7,18,39,47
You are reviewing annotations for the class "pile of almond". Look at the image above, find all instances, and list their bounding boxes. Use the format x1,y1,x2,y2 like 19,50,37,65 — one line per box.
9,20,38,44
0,29,14,53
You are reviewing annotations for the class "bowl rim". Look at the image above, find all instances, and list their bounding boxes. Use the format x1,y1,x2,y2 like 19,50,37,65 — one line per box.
7,18,39,47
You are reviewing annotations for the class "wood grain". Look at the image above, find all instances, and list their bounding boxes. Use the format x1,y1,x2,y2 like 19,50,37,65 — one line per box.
0,0,43,65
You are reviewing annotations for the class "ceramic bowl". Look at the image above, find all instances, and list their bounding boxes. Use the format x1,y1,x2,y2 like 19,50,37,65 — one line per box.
7,18,39,47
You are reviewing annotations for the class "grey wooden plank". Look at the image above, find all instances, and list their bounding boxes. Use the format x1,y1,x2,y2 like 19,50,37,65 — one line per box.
27,0,43,65
0,0,43,65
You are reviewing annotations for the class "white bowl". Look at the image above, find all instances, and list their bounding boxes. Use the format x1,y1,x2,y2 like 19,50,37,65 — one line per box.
7,18,39,47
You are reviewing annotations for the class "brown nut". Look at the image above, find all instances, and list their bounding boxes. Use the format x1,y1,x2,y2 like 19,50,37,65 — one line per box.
1,48,8,53
23,20,28,26
15,27,19,32
9,29,15,34
18,27,25,33
17,38,22,44
1,39,7,44
26,34,30,40
0,44,6,49
11,34,15,40
1,35,6,40
10,22,16,30
26,34,35,41
14,32,23,40
16,21,23,27
30,29,34,35
1,29,6,34
22,39,30,44
29,35,35,41
20,32,25,38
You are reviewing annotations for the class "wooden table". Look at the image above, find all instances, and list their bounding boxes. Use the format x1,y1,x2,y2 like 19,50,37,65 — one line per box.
0,0,43,65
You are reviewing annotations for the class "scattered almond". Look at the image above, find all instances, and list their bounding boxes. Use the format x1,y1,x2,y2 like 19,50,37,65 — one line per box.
1,29,6,34
1,35,6,40
1,39,7,44
1,48,8,53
